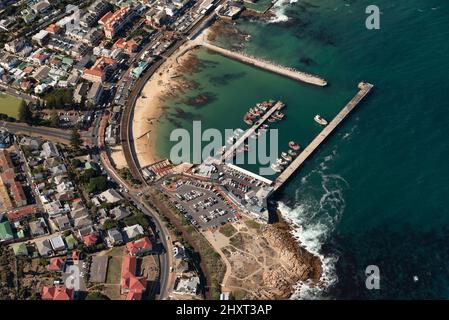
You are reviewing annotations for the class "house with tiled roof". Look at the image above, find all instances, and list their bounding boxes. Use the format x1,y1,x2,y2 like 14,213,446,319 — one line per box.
113,38,138,53
120,256,147,299
47,257,65,271
83,232,98,246
41,285,74,300
126,236,153,256
82,56,117,83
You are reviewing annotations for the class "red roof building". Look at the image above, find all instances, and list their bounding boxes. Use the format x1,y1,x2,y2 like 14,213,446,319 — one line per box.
10,180,27,207
98,7,132,39
46,23,61,34
120,256,147,298
83,233,98,246
72,250,81,261
6,205,37,222
41,285,74,300
113,38,138,53
126,236,152,256
47,257,65,271
82,56,117,83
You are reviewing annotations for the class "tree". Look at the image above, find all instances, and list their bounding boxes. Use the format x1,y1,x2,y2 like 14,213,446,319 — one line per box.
87,176,108,194
70,128,83,151
86,292,109,300
50,111,60,127
102,219,118,230
18,100,32,123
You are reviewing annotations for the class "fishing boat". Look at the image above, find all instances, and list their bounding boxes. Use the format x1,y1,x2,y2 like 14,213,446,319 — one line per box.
288,149,297,156
276,158,288,166
268,117,277,123
281,152,292,162
243,113,253,125
314,114,328,126
261,124,269,129
289,141,300,150
271,163,283,173
273,111,285,120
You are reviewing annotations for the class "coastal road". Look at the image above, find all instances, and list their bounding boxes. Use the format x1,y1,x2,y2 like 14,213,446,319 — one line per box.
94,112,173,300
1,121,93,145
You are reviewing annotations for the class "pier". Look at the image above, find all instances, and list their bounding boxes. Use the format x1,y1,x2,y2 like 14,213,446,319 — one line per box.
201,42,327,87
273,82,374,191
222,101,284,160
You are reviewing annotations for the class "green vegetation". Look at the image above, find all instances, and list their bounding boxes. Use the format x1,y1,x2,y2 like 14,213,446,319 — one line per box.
86,291,109,300
118,167,140,185
87,176,108,194
244,219,261,230
124,213,149,229
70,128,83,151
106,256,122,284
102,219,118,230
49,111,60,128
219,224,237,237
18,100,33,123
0,93,22,119
43,88,74,109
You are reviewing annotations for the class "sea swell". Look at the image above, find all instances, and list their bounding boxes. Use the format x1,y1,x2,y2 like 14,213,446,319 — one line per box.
278,150,348,299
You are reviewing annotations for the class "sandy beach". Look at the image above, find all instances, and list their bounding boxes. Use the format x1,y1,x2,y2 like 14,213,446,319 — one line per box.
132,32,209,168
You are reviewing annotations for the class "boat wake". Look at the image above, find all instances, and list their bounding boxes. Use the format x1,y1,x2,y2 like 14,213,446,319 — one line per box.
278,151,348,299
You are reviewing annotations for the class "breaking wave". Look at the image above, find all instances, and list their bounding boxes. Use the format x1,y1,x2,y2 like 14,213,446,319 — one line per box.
269,0,296,23
278,151,348,299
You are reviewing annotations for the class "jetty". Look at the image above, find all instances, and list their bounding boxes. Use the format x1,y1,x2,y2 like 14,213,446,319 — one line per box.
273,82,374,191
223,101,284,160
201,42,327,87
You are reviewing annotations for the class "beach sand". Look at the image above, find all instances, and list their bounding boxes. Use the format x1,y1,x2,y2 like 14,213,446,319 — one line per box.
132,31,209,168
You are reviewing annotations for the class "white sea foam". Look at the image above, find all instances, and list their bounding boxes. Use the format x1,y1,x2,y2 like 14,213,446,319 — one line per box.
269,0,292,23
278,151,348,299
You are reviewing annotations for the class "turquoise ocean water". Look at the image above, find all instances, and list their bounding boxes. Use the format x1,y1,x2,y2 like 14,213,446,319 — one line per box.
153,0,449,298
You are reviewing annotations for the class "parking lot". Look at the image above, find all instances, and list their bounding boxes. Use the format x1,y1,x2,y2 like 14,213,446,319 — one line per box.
216,165,271,202
158,178,238,231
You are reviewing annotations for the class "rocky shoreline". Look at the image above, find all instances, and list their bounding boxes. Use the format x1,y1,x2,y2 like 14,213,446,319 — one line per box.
246,219,322,299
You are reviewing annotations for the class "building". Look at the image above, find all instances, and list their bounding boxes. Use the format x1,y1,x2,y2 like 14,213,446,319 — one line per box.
41,285,74,300
120,256,147,299
73,83,90,104
112,38,138,53
10,181,27,207
80,0,113,27
29,218,47,237
4,39,26,54
87,81,103,104
41,141,60,158
82,56,117,83
123,224,144,240
36,239,53,256
49,235,66,251
0,220,13,241
99,7,134,39
55,214,71,231
32,0,51,14
47,257,65,271
107,228,123,246
126,237,152,256
173,276,200,295
109,206,131,220
32,30,50,46
99,188,123,204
